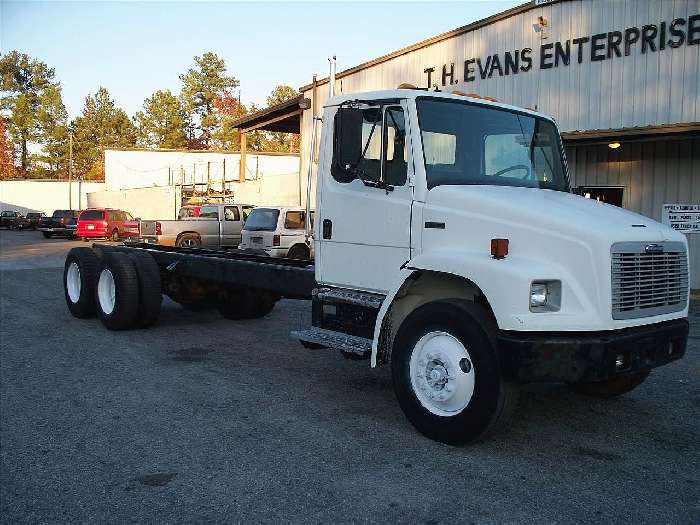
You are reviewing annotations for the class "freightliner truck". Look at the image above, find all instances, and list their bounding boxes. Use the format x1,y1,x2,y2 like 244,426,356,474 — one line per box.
62,89,689,445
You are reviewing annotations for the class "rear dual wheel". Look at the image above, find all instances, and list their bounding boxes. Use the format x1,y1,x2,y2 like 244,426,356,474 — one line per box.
64,248,100,318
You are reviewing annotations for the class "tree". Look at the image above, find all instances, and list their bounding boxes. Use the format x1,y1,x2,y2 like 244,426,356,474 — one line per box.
72,87,137,180
0,117,15,179
0,51,56,174
134,90,188,149
179,52,239,148
211,91,244,149
264,84,300,153
35,84,69,177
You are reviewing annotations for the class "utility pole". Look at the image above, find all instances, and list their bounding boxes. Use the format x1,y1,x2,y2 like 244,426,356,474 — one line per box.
68,132,73,209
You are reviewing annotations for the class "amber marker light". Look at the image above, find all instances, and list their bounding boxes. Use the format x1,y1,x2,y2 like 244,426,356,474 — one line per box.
608,142,621,149
491,238,509,259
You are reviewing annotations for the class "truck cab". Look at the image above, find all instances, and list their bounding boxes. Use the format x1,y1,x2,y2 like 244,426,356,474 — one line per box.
298,89,689,443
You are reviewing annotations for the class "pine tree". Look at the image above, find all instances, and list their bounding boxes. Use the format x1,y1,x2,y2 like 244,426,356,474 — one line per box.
35,84,69,177
134,90,188,149
263,85,300,153
72,87,137,180
179,52,239,148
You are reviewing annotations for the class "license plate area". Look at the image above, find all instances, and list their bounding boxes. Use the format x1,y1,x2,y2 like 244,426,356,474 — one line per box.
251,236,263,245
87,224,95,230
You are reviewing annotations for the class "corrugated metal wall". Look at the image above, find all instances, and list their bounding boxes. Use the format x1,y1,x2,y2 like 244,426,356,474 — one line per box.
566,137,700,288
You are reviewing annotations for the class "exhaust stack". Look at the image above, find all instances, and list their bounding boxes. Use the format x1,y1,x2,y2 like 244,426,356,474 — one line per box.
328,56,336,98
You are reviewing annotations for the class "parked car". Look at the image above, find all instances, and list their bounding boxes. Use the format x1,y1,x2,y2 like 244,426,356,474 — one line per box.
76,208,138,241
239,206,314,259
38,210,80,238
140,203,253,248
0,210,24,229
25,212,46,230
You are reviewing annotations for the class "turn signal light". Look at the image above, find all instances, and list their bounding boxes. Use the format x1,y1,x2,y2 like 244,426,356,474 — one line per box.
491,238,509,259
273,235,281,246
155,222,162,235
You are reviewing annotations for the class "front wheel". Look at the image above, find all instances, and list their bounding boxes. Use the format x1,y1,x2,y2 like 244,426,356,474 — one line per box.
176,233,201,249
571,371,650,399
110,229,120,242
391,301,518,445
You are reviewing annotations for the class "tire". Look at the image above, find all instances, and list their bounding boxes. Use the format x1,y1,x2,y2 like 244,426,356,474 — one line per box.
63,247,100,318
110,229,120,242
127,251,162,328
571,370,650,399
42,232,53,239
95,251,140,330
217,289,277,320
91,243,115,260
176,233,201,249
82,237,89,242
287,244,310,260
391,301,518,445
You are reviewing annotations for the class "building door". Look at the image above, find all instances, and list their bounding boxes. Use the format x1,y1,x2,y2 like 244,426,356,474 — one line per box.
576,186,624,207
317,103,412,293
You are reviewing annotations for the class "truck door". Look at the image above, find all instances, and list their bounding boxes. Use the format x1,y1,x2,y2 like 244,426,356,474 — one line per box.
222,205,243,246
317,102,412,293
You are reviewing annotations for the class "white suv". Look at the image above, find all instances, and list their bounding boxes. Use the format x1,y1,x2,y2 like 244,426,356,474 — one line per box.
239,206,313,260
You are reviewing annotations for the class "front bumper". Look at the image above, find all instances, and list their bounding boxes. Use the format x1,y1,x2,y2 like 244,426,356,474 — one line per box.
497,318,688,383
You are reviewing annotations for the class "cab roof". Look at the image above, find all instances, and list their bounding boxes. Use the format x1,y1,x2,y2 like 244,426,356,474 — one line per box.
325,89,548,121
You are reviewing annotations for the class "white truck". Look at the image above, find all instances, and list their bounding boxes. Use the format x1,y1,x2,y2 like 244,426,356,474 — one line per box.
62,89,689,445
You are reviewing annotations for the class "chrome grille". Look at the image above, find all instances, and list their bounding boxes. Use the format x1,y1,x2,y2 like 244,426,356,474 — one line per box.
611,241,688,320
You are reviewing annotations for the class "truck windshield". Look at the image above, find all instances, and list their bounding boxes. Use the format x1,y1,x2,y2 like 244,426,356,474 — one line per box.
243,208,280,231
416,98,569,192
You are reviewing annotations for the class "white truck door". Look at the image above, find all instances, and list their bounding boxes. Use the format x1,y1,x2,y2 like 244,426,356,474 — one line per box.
221,205,243,246
318,103,412,293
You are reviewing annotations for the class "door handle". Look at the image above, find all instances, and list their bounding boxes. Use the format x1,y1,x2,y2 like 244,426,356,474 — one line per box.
322,219,332,239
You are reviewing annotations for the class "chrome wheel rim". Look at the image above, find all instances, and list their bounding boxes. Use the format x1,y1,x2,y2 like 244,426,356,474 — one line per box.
97,268,116,315
66,262,81,303
181,238,197,248
409,331,475,416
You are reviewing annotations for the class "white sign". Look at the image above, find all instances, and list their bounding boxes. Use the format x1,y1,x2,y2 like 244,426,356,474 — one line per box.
662,204,700,233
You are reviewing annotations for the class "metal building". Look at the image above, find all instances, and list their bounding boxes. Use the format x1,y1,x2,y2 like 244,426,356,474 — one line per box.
232,0,700,287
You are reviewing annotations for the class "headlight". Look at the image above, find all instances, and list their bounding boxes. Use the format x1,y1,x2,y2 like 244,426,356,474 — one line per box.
529,280,561,312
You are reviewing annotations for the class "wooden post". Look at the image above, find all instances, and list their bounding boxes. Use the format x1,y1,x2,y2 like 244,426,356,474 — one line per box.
239,130,247,183
222,158,226,193
206,161,211,197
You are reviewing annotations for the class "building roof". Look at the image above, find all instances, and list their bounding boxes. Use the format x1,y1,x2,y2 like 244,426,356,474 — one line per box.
228,95,309,133
300,0,552,92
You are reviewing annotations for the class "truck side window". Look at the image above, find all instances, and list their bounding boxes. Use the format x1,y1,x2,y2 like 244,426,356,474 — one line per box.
242,206,253,220
284,211,305,229
224,206,240,221
199,206,219,220
384,107,407,186
332,106,382,183
332,105,407,187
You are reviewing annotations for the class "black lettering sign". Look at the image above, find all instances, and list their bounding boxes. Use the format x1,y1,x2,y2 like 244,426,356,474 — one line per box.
427,14,699,84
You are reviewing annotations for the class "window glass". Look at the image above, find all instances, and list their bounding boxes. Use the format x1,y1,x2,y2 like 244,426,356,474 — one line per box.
332,105,407,187
178,207,194,220
384,107,407,186
199,205,219,219
242,206,254,220
243,208,280,231
416,98,569,192
80,210,104,220
284,211,306,230
224,206,240,221
124,212,134,221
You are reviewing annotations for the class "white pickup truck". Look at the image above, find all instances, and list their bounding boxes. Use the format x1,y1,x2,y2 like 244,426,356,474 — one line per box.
63,89,689,445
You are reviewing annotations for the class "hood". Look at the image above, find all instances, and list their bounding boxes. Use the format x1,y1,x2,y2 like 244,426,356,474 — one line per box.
425,185,683,245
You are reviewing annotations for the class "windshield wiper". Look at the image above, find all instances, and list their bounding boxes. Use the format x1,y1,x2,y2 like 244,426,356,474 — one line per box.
348,166,394,192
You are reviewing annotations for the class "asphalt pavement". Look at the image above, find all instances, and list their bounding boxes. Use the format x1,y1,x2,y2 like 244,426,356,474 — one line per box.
1,229,698,523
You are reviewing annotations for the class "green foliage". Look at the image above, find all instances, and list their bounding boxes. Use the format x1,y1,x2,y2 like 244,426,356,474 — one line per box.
179,52,239,147
263,84,300,153
35,84,69,176
266,84,298,107
0,50,59,175
134,90,188,149
72,87,137,180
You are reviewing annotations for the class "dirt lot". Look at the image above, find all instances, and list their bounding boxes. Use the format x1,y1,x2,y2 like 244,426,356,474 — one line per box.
1,229,698,523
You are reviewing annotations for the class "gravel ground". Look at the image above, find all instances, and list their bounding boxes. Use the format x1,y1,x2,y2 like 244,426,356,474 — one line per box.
1,229,698,523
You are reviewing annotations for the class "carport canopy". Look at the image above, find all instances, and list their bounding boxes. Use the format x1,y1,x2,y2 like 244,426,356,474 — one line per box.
231,95,309,181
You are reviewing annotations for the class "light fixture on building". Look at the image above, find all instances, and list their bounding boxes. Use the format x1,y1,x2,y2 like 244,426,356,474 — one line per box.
608,142,621,149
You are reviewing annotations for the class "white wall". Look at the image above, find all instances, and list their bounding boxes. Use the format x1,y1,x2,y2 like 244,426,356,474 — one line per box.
104,149,300,191
0,180,105,215
86,186,182,220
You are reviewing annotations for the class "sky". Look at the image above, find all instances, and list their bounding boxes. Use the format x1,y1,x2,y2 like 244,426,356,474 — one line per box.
1,0,521,120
